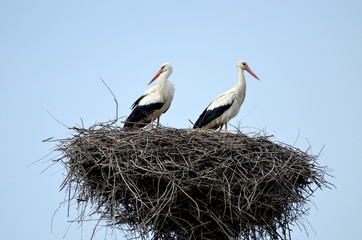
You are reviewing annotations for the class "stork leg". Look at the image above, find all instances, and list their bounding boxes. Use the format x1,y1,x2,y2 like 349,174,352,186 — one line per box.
225,122,228,130
151,115,154,128
219,124,224,131
156,117,160,128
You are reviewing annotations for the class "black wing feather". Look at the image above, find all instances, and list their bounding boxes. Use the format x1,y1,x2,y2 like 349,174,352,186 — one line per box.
131,95,146,110
124,101,164,128
193,100,234,129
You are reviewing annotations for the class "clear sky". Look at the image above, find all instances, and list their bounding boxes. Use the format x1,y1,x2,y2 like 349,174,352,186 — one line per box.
1,0,362,239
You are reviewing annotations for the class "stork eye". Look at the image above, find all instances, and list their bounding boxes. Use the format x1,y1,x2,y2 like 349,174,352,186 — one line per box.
161,66,165,70
242,63,246,66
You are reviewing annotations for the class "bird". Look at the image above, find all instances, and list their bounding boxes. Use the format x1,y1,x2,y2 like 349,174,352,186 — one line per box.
193,60,259,130
124,63,175,128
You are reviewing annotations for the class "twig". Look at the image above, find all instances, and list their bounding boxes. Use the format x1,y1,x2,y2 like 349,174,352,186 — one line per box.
47,111,69,128
188,119,195,128
101,78,118,119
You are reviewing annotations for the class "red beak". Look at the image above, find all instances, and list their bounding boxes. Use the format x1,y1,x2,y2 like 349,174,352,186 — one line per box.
148,70,162,85
245,67,260,80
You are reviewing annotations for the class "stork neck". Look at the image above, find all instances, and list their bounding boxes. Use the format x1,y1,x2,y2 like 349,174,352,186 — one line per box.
157,73,170,97
236,69,247,89
157,73,168,87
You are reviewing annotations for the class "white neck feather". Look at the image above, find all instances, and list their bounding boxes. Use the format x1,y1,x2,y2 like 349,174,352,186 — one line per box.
157,72,174,101
235,68,247,92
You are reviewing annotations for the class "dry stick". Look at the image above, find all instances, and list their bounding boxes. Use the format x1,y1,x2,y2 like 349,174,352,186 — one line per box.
188,119,195,128
67,182,71,217
101,78,118,119
80,117,85,129
90,212,104,240
27,150,55,167
47,111,69,128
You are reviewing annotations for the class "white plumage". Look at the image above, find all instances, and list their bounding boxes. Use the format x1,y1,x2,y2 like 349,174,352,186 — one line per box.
124,63,175,128
194,60,259,130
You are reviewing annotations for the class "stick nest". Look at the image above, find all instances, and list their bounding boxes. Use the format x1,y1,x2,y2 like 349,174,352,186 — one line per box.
53,121,330,240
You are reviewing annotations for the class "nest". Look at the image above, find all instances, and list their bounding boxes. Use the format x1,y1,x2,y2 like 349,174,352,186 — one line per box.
52,121,330,240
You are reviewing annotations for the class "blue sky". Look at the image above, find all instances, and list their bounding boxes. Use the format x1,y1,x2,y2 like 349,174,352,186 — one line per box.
1,0,362,239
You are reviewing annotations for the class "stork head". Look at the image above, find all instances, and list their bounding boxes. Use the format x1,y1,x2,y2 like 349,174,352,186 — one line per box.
237,60,260,80
148,63,173,85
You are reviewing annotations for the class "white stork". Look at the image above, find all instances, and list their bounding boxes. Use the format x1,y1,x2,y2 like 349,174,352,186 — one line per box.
193,60,259,130
124,63,175,128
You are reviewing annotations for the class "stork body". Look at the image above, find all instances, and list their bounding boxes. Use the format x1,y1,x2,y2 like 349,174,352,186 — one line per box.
194,60,259,130
124,63,174,128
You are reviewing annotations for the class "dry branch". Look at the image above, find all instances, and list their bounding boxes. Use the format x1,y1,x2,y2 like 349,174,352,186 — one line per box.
50,121,331,240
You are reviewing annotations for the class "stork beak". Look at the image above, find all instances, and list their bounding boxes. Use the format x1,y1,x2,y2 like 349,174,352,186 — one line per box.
148,70,162,85
245,67,260,81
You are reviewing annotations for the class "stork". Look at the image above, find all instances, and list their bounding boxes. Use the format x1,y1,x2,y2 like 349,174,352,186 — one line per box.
193,60,259,130
124,63,175,128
